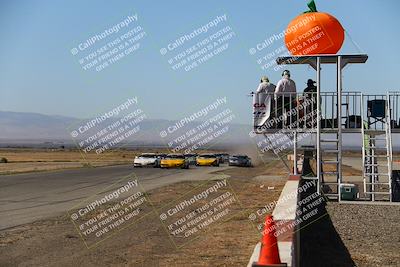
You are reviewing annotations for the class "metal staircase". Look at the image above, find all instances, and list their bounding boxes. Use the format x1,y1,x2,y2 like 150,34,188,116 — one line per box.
320,135,341,199
361,94,393,201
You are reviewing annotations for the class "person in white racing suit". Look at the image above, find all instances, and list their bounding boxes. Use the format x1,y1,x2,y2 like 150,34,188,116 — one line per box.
253,76,276,127
274,70,297,127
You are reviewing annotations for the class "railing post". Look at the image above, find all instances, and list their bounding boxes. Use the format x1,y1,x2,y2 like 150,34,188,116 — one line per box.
316,57,321,195
361,93,367,195
294,131,297,175
337,56,343,202
387,92,393,202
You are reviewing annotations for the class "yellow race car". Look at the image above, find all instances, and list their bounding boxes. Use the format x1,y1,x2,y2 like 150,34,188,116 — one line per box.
160,154,189,169
196,154,219,167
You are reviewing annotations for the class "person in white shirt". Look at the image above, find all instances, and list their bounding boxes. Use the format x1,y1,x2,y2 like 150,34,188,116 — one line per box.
256,76,276,95
253,76,276,127
275,70,296,95
274,70,297,127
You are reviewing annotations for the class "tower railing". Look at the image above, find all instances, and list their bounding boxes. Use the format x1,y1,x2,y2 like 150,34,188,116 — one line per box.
254,91,400,133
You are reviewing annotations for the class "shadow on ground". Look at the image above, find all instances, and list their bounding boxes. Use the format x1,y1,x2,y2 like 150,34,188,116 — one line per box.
298,170,355,266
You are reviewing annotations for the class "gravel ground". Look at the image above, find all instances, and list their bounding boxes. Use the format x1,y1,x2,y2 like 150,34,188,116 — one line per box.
327,203,400,267
297,176,400,267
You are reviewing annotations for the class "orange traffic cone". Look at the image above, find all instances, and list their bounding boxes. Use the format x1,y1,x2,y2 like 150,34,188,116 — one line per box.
252,215,287,267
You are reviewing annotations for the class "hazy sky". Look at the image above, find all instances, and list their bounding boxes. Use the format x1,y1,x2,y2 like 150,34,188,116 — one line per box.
0,0,399,123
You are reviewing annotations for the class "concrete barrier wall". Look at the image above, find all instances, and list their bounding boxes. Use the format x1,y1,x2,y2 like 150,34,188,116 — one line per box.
248,175,301,267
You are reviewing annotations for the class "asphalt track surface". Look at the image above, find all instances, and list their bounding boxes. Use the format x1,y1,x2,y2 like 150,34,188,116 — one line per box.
0,165,231,230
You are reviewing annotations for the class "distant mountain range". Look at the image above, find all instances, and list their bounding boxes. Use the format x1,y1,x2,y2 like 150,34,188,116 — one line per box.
0,111,78,140
0,111,253,148
1,110,394,150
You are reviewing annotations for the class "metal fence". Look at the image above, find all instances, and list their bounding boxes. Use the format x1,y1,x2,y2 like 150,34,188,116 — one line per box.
253,91,400,131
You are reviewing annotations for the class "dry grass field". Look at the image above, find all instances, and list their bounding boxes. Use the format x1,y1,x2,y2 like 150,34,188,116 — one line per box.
0,148,144,175
0,148,221,175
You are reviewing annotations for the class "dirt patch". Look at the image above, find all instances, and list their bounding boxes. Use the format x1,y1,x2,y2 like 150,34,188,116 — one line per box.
256,159,291,176
309,158,362,176
0,165,285,266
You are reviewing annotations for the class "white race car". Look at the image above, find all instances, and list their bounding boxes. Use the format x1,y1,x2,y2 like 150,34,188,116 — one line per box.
133,153,160,167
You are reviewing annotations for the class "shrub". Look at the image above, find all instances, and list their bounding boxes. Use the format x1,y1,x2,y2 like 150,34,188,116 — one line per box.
82,163,92,168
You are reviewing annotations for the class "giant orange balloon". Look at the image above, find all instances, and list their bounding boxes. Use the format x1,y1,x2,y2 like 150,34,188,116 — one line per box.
284,1,344,55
